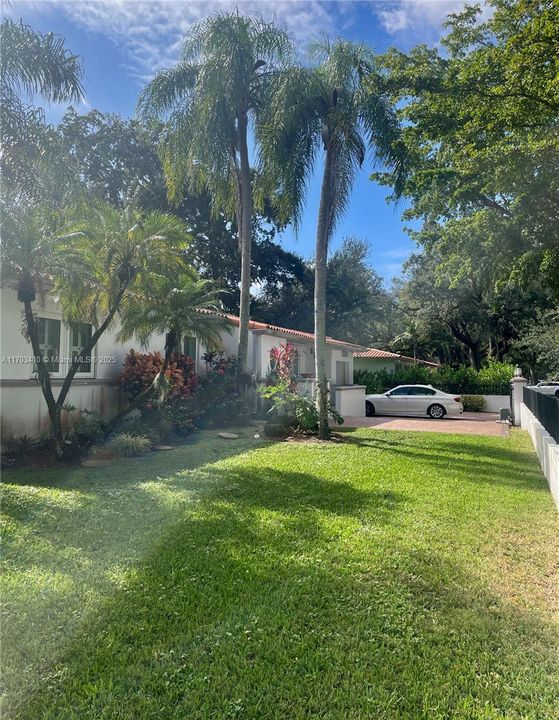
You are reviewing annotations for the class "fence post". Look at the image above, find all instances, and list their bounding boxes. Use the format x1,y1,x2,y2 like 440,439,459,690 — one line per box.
510,367,527,426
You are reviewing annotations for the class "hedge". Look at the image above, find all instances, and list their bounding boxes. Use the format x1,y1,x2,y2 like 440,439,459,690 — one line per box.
354,362,513,396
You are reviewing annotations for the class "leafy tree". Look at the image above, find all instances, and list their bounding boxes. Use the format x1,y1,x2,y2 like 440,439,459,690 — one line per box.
326,238,395,346
55,108,308,312
398,245,553,369
1,201,189,457
263,40,406,437
510,309,559,381
138,13,293,372
376,0,559,296
0,18,83,201
254,238,396,348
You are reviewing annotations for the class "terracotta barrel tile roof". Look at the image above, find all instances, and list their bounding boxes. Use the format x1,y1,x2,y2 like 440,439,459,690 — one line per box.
354,347,440,367
195,308,366,350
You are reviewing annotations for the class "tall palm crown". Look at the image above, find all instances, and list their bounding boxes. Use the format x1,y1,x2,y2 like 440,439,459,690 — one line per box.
262,39,407,437
263,39,406,239
0,19,84,200
138,13,293,371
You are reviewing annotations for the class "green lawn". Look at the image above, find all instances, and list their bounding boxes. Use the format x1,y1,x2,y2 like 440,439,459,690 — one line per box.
2,428,558,719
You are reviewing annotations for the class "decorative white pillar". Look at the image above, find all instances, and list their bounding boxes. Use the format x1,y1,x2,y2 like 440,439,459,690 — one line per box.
511,367,528,426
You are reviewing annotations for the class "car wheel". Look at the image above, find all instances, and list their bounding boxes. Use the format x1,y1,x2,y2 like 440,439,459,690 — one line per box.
427,403,445,419
366,401,375,417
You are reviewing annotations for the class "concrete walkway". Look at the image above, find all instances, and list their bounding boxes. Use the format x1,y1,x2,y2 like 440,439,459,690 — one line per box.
341,412,509,437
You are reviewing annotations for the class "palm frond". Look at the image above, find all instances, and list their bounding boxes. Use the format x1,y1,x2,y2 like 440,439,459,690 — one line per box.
0,18,83,103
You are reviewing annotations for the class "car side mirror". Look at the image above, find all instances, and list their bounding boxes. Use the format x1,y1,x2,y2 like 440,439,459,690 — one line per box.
385,391,392,396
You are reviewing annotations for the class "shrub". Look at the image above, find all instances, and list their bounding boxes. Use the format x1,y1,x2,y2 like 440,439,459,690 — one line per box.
462,395,486,412
118,350,197,400
110,432,152,457
354,362,514,396
260,381,343,435
193,353,250,428
60,405,108,455
267,343,297,389
118,350,249,436
4,434,40,457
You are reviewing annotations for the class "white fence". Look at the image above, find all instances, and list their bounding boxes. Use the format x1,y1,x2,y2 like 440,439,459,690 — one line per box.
520,403,559,510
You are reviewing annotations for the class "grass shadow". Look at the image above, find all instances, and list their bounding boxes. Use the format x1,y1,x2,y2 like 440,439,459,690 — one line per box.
13,460,558,720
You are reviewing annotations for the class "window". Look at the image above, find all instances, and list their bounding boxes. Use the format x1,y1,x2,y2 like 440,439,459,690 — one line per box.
390,386,412,396
292,349,300,377
183,336,197,360
35,318,61,373
70,322,93,373
409,386,436,396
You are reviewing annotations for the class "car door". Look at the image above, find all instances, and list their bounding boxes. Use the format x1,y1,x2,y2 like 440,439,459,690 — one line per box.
383,386,412,416
406,387,436,416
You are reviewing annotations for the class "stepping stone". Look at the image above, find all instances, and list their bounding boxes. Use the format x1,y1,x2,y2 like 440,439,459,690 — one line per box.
152,444,173,451
81,458,113,468
217,432,240,439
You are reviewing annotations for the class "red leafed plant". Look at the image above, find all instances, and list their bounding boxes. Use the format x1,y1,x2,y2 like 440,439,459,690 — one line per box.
118,349,197,400
268,343,297,390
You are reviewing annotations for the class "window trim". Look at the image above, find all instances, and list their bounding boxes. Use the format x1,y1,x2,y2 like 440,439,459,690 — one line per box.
32,313,64,378
69,321,96,378
29,314,96,380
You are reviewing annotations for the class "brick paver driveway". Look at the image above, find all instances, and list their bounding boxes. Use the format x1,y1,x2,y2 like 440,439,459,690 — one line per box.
341,412,509,437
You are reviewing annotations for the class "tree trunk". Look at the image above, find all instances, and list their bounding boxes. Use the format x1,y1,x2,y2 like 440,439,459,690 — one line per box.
236,112,253,374
55,293,124,413
314,150,333,440
108,330,178,431
22,299,65,456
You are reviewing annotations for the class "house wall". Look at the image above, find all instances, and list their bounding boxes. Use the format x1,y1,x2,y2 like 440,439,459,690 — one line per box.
1,286,354,441
0,287,234,442
0,288,165,443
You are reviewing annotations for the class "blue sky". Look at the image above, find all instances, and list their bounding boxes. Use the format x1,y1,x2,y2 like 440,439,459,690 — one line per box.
6,0,474,281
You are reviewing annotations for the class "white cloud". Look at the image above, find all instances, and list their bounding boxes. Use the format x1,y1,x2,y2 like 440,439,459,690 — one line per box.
373,0,490,38
14,0,340,82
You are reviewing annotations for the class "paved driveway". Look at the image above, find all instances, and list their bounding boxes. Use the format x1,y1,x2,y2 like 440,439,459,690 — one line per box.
341,412,509,437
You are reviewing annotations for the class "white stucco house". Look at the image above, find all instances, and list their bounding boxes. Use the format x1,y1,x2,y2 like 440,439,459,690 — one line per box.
0,286,366,441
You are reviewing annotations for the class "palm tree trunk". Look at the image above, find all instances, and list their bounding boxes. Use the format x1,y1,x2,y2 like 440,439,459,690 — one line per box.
315,150,333,440
236,112,253,375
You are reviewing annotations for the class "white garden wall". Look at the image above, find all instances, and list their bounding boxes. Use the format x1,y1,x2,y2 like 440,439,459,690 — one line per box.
520,403,559,510
480,395,510,413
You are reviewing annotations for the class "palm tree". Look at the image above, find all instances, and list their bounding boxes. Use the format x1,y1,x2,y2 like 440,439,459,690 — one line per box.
262,40,407,438
117,272,230,402
0,18,84,200
1,200,190,456
137,12,293,373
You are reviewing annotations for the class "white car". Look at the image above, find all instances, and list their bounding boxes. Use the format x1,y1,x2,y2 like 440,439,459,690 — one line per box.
534,381,559,398
365,385,463,419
